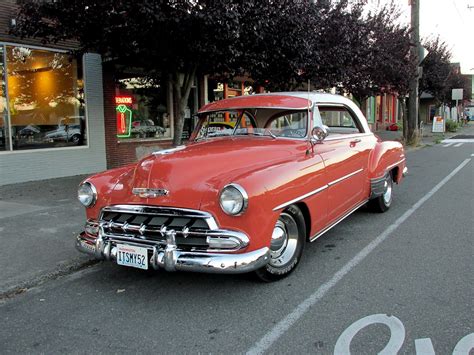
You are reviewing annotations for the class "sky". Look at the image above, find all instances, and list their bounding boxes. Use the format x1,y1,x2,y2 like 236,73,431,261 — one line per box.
367,0,474,74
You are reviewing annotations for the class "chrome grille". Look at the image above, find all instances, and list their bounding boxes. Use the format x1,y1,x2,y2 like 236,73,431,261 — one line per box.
99,205,215,250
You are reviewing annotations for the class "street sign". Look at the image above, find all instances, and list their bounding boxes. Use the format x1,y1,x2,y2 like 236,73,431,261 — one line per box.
452,89,463,100
432,116,444,133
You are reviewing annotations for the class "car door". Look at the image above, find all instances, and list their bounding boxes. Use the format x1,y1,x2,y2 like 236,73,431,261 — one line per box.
315,104,373,224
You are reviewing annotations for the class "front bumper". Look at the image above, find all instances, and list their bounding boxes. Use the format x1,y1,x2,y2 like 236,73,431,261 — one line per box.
76,232,270,274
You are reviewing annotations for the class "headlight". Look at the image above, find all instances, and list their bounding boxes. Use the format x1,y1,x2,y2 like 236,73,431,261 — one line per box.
219,183,248,216
78,182,97,207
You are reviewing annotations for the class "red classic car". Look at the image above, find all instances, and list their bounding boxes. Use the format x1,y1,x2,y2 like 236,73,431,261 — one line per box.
76,92,407,281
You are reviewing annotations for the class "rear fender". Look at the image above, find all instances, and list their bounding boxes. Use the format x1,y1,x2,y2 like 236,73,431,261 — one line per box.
369,141,406,184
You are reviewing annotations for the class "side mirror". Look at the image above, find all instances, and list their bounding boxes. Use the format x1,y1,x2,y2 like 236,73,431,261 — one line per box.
311,125,328,144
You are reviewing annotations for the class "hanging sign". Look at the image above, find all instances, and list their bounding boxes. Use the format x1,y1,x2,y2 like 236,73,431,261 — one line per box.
432,116,444,133
116,96,133,138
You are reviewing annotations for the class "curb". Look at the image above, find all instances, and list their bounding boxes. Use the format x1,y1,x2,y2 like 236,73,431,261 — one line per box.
0,257,99,302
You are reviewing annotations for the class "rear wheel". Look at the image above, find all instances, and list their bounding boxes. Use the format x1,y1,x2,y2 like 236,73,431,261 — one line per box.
70,134,81,145
369,173,393,213
255,205,306,282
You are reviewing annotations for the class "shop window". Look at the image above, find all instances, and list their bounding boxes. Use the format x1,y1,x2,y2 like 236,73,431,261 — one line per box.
0,46,8,151
3,45,85,151
115,77,171,140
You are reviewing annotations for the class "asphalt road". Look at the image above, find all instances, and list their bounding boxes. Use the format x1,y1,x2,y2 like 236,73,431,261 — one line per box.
1,143,473,354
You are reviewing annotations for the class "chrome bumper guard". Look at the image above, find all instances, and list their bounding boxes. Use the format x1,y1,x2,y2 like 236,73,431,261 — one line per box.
76,231,270,274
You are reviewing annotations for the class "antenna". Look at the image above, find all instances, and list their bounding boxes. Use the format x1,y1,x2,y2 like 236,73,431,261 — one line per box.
307,78,315,155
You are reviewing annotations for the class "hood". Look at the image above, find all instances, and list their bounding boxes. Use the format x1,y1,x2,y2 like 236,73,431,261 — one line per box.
120,137,304,209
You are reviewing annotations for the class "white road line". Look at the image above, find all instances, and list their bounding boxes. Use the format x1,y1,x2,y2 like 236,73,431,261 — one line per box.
246,158,472,355
443,143,454,147
454,143,464,147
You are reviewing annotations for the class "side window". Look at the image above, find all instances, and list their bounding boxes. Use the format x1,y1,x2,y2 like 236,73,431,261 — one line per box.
265,111,308,138
318,106,363,134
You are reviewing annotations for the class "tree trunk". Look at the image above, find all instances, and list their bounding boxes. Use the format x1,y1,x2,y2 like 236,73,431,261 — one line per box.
400,97,408,141
406,87,418,144
171,66,197,146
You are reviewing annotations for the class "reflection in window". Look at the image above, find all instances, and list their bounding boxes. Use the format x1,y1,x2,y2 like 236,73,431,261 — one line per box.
6,46,85,150
115,77,171,140
0,46,8,151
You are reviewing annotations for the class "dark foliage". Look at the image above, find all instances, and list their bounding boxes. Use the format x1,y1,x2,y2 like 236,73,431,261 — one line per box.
420,37,471,105
13,0,418,144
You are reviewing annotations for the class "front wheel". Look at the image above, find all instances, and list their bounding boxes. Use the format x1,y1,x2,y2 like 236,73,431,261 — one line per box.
255,205,306,282
368,173,393,213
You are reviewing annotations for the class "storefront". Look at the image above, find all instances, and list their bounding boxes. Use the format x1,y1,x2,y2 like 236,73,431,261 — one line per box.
0,42,107,185
365,93,399,131
103,74,253,169
103,70,178,169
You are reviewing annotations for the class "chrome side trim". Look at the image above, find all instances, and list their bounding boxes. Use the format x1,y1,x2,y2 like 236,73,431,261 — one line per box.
327,168,364,187
273,185,328,211
324,133,373,142
272,169,363,211
310,199,368,242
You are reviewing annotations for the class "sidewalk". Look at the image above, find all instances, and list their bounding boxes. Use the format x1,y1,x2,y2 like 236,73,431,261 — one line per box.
0,174,94,295
1,122,473,297
375,121,474,146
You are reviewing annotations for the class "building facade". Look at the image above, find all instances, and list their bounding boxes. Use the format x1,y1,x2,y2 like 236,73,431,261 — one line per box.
0,1,106,185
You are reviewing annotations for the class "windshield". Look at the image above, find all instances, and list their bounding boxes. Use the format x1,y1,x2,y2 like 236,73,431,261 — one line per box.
191,109,309,141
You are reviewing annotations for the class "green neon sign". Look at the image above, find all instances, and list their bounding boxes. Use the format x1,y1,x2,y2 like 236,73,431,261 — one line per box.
116,104,133,138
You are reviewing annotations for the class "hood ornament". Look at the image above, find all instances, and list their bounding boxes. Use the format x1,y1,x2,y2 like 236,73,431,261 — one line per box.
132,188,169,198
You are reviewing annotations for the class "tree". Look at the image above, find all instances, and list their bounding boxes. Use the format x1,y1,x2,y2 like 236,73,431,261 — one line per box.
420,37,471,106
13,0,242,145
14,0,420,146
13,0,318,145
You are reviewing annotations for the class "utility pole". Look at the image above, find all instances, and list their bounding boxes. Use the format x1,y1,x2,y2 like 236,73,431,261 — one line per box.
407,0,420,144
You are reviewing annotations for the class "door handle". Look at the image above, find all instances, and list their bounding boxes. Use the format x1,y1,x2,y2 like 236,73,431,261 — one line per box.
350,139,361,146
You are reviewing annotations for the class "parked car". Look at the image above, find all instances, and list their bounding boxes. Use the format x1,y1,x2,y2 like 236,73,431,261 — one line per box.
44,124,81,144
76,93,407,281
44,117,84,145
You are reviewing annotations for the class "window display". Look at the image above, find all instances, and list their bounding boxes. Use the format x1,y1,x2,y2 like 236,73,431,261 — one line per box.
115,77,171,140
0,46,7,151
1,45,86,151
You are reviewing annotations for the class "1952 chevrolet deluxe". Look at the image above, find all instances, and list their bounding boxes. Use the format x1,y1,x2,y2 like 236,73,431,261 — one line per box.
76,92,407,281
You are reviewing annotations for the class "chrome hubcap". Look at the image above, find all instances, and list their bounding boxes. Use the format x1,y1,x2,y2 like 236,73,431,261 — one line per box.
269,213,299,267
383,178,392,205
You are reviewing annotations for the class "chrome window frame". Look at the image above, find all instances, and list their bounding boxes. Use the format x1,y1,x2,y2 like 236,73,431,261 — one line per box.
313,102,370,138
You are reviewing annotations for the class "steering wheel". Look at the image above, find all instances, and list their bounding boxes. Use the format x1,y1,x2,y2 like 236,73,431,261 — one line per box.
277,128,305,138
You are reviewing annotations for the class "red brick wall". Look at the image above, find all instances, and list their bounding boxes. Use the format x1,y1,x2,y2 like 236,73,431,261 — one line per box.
102,67,173,169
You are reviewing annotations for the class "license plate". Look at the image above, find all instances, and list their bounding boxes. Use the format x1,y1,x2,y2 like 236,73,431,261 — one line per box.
116,244,148,270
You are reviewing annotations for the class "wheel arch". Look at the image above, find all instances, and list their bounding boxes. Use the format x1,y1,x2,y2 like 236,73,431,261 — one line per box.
294,202,311,241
